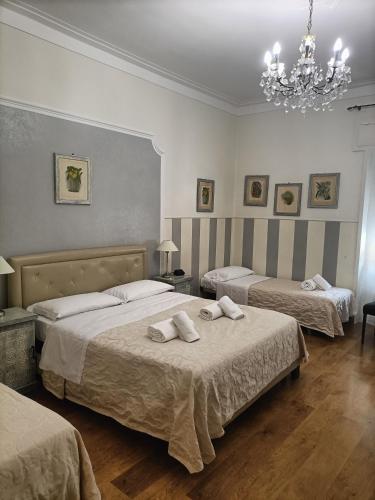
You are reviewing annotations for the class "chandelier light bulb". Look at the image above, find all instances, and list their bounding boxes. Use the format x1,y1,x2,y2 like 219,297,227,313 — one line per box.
341,47,350,62
273,42,281,55
264,51,272,66
333,37,342,52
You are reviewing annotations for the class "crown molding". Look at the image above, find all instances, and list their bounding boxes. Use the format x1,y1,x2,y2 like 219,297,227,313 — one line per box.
0,3,238,115
236,82,375,116
1,2,374,117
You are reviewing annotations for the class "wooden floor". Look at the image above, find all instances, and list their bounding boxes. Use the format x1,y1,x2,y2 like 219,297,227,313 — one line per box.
32,322,375,500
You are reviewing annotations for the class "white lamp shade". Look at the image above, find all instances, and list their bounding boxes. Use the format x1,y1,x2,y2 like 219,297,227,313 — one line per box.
0,257,14,275
157,240,179,252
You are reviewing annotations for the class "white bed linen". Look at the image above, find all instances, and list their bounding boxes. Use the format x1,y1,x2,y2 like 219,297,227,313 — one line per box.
39,292,195,384
216,275,271,304
312,287,353,322
35,315,54,342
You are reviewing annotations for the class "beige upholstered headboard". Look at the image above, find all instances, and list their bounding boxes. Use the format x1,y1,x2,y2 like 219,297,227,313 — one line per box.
8,245,147,308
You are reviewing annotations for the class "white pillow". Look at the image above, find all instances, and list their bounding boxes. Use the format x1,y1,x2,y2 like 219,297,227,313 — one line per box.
203,266,254,282
312,274,332,291
104,280,174,303
27,292,122,321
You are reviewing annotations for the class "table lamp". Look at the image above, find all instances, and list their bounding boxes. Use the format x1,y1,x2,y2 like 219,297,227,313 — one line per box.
0,257,14,317
157,240,179,277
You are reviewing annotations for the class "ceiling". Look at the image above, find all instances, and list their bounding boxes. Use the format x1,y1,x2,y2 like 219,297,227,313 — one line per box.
5,0,375,105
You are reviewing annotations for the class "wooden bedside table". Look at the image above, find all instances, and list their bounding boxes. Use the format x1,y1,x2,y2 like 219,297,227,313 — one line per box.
153,275,193,295
0,307,38,393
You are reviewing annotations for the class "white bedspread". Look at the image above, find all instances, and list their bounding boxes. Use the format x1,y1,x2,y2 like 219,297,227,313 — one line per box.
40,292,195,384
216,274,271,304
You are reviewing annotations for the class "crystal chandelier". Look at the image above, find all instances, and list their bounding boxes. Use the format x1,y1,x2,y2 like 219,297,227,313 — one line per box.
260,0,351,113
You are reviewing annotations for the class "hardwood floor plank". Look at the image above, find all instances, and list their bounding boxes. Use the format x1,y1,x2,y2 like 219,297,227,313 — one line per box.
187,399,313,500
223,406,362,499
111,442,181,498
274,414,363,499
326,422,375,500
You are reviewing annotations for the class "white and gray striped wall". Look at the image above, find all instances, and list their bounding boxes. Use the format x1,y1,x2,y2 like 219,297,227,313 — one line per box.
164,218,358,295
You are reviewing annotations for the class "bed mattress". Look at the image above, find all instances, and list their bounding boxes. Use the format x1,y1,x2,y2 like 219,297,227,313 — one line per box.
39,292,307,473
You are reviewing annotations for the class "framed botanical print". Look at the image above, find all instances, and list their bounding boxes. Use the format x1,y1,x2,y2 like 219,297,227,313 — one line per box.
243,175,269,206
196,178,215,212
308,173,340,208
274,183,302,216
55,154,91,205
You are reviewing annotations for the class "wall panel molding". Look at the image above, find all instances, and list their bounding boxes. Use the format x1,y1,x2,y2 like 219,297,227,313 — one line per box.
0,96,166,240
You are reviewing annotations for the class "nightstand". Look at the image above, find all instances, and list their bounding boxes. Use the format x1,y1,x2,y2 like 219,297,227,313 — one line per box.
153,275,193,295
0,307,38,393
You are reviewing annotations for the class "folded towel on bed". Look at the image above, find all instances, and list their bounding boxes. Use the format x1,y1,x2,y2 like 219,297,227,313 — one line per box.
200,302,224,321
300,279,317,291
218,295,245,320
148,319,179,343
172,311,200,342
313,274,332,291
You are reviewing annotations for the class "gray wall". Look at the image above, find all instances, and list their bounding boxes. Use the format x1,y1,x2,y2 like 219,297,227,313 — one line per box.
0,105,161,306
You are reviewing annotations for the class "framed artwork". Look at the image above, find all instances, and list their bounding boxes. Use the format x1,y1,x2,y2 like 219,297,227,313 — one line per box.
243,175,269,206
55,154,91,205
308,173,340,208
196,178,215,212
274,183,302,216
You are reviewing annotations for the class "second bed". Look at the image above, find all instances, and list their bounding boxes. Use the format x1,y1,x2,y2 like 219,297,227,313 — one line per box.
201,268,354,338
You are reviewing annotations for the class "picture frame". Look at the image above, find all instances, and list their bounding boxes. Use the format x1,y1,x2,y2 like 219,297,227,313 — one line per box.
196,178,215,212
54,153,91,205
274,183,302,216
308,173,340,208
243,175,269,206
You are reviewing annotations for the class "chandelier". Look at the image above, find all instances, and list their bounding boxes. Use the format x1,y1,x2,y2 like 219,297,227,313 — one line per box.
260,0,351,113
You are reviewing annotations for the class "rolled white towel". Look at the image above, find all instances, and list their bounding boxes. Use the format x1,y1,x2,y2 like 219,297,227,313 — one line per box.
300,279,317,291
148,319,178,343
200,302,224,321
172,311,200,343
313,274,332,291
218,295,245,320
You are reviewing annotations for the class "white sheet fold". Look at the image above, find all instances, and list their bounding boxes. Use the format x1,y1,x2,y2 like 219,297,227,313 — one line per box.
199,302,224,321
300,279,317,291
215,274,271,304
148,319,179,342
172,311,200,342
218,296,245,320
40,292,195,384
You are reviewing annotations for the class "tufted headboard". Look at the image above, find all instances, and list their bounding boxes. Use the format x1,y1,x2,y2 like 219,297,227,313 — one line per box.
8,245,147,308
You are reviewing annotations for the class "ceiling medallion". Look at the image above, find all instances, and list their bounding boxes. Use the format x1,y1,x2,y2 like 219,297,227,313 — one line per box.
260,0,351,113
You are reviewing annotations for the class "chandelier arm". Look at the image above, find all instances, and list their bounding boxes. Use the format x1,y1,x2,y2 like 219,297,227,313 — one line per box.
275,78,295,92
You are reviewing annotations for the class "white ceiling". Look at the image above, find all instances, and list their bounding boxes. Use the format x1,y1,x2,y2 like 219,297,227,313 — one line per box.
4,0,375,105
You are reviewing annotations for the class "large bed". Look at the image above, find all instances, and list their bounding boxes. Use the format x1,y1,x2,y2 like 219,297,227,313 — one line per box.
201,271,354,338
0,383,100,500
8,246,308,474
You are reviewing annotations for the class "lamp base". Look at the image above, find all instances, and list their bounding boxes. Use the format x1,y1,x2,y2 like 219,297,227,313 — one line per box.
162,272,173,279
